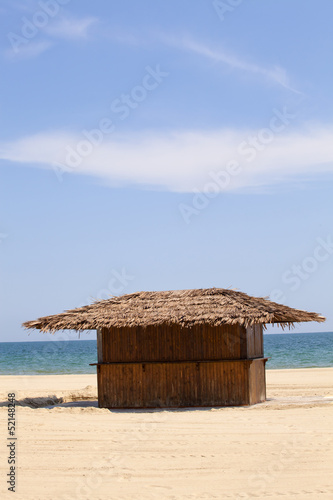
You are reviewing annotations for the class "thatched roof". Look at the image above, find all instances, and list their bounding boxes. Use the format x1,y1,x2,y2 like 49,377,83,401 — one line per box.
23,288,325,332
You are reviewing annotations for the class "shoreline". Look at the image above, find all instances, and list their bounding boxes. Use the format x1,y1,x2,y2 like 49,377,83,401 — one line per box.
1,365,333,377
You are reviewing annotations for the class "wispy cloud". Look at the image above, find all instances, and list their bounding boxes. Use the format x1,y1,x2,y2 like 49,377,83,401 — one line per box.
5,13,98,60
161,35,301,93
5,40,53,60
44,16,98,40
1,124,332,192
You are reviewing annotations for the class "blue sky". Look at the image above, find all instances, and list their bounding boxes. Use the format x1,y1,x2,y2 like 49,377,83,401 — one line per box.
1,0,332,341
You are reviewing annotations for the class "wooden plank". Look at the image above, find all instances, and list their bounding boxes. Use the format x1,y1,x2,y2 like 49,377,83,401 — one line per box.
259,324,264,357
96,328,103,363
239,325,248,358
246,324,264,359
248,358,267,405
246,326,254,358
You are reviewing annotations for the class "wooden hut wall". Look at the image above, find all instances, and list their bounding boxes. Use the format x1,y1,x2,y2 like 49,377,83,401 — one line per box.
97,358,266,408
97,323,255,363
95,324,266,408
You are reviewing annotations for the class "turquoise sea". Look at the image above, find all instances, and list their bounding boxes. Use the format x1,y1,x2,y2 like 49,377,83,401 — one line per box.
0,332,332,375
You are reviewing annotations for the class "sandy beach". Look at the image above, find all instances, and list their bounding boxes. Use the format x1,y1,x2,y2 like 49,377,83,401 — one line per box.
1,368,332,500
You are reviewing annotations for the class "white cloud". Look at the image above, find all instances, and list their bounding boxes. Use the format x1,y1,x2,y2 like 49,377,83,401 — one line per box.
1,124,332,192
162,35,300,93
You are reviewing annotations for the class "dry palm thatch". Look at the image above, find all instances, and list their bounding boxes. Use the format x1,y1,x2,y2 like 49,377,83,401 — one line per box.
22,288,325,333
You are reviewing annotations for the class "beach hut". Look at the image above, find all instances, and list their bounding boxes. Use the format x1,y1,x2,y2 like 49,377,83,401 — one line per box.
23,288,325,408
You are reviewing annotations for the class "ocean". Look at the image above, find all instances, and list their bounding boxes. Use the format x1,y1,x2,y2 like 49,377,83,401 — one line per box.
0,332,332,375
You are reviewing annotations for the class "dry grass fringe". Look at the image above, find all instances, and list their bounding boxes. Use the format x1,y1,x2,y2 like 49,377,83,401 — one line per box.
22,288,325,333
